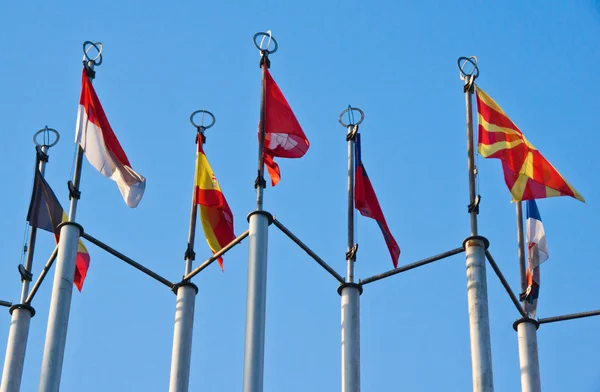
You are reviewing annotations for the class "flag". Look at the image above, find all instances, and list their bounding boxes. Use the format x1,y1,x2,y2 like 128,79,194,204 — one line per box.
354,133,400,268
75,69,146,207
523,199,547,316
261,67,310,186
475,86,584,203
194,142,235,269
27,169,90,291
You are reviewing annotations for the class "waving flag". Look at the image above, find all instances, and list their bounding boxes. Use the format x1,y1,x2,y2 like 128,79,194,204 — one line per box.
523,199,547,316
27,169,90,291
194,142,235,269
475,86,584,203
261,67,310,186
75,69,146,207
354,133,400,267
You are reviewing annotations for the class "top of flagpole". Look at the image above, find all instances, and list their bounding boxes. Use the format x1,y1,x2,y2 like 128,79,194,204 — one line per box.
458,56,479,81
338,106,365,128
253,31,277,69
190,109,216,144
33,126,60,148
82,41,103,78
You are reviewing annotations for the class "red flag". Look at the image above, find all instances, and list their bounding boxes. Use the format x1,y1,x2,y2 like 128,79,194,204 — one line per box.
354,133,400,268
261,67,309,186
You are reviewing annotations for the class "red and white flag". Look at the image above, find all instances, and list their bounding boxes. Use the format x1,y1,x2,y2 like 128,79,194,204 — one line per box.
75,69,146,207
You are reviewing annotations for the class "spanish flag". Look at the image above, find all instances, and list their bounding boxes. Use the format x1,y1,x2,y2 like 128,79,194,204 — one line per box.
27,170,90,291
476,86,584,202
194,141,235,269
261,67,310,186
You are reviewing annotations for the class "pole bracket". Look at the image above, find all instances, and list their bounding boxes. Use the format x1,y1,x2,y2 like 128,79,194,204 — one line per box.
467,195,481,214
513,317,540,331
462,235,489,250
56,221,84,235
36,145,49,162
67,181,81,200
254,171,267,189
172,281,199,296
345,125,359,141
345,244,358,261
337,282,363,296
9,303,36,317
184,244,195,262
18,264,33,282
246,210,274,225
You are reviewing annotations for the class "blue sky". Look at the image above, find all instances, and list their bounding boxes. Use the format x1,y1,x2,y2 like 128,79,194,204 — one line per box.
1,1,600,391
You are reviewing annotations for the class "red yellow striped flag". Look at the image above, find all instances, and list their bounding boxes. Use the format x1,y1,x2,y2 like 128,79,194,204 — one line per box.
194,142,235,269
475,86,584,202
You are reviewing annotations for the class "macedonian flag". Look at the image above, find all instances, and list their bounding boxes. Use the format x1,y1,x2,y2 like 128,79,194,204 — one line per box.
475,86,584,203
194,141,235,269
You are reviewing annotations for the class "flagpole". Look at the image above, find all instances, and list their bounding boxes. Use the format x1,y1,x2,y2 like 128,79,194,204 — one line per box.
242,32,277,392
1,129,58,392
167,111,214,392
458,56,494,392
38,42,101,392
337,107,363,392
515,202,541,392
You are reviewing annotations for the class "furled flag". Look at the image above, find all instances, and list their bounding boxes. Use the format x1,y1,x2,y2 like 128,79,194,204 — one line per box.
475,86,584,203
27,169,90,291
354,133,400,268
261,67,310,186
75,69,146,207
523,199,548,316
194,141,236,269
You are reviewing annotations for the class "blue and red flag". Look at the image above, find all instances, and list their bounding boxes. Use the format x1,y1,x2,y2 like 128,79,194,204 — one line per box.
523,199,547,317
354,133,400,268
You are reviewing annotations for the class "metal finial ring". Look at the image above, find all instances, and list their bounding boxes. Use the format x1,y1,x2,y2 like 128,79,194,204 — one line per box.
253,32,278,54
83,41,103,66
33,127,60,147
338,107,365,127
189,110,216,130
457,56,479,80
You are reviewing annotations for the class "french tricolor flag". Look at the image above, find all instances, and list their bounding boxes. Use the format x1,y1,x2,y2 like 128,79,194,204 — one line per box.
75,69,146,208
524,199,548,316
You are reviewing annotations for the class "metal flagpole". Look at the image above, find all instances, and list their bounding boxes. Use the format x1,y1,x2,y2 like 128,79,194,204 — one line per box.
38,42,102,392
1,128,59,392
167,110,215,392
242,32,276,392
514,202,541,392
338,107,363,392
458,56,494,392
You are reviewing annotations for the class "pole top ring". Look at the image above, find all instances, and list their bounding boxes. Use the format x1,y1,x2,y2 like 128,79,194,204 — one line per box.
83,41,103,66
457,56,479,80
33,126,60,148
338,106,365,127
189,109,216,131
253,31,278,55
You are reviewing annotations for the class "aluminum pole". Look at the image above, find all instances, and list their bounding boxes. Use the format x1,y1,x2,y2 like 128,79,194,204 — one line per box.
168,126,203,392
461,63,494,391
515,202,541,392
242,52,270,392
340,124,360,392
38,62,93,392
1,144,50,392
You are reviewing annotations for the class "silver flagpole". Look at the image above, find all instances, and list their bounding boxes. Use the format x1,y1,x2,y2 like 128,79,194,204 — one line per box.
1,128,59,392
515,202,541,392
168,110,215,392
38,42,102,392
458,56,494,392
338,107,363,392
242,32,276,392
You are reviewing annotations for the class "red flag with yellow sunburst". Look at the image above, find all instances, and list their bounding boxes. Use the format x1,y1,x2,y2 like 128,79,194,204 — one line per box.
475,86,584,203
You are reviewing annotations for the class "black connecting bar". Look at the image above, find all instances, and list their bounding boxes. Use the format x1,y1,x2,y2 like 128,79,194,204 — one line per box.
0,300,12,308
539,309,600,325
484,250,527,318
81,232,174,289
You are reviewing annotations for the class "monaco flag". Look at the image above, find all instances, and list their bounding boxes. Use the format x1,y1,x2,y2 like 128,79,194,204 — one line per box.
75,69,146,207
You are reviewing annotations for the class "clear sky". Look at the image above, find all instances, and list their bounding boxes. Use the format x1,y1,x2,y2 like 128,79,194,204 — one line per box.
1,1,600,391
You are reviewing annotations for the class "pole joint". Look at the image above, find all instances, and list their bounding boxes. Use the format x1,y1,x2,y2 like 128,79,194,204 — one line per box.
56,221,84,235
246,210,274,224
462,235,489,250
8,303,36,317
184,244,195,262
172,281,199,296
254,171,267,189
337,282,363,296
513,317,540,331
467,194,481,214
